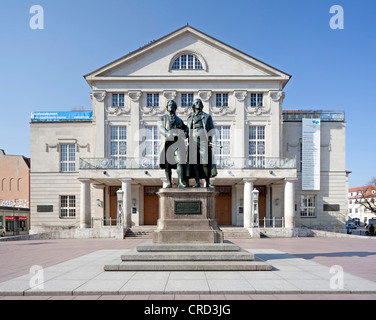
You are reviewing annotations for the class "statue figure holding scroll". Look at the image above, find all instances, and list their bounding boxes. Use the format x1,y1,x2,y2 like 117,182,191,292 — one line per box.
158,100,188,188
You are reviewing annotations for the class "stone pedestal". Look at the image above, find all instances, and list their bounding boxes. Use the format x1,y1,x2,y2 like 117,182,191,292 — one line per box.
104,187,273,272
152,188,223,244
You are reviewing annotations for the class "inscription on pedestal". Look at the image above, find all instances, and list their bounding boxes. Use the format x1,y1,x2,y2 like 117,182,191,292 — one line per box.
174,201,201,215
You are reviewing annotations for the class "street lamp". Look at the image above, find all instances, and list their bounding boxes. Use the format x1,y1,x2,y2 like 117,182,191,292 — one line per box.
116,189,124,227
252,188,259,227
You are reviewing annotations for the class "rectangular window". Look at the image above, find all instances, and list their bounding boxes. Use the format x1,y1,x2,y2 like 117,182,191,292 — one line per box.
144,126,161,167
248,126,265,168
110,126,127,168
147,94,159,108
60,195,76,218
187,55,194,69
216,94,229,108
214,126,231,166
112,93,125,107
250,93,263,107
181,93,194,107
60,144,76,172
300,195,317,218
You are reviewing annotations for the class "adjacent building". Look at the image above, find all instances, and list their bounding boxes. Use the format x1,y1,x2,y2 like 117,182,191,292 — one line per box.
348,185,376,224
0,149,30,235
29,26,348,235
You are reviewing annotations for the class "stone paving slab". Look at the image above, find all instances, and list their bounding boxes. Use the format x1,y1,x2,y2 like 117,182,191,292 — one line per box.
0,248,376,297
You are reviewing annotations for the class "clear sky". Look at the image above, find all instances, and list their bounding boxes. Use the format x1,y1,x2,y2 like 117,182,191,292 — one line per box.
0,0,375,188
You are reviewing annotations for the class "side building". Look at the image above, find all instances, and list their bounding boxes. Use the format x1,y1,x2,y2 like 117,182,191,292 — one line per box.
29,26,348,235
0,149,30,235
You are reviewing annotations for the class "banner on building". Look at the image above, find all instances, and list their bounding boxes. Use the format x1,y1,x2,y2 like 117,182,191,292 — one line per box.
31,111,93,122
302,118,321,190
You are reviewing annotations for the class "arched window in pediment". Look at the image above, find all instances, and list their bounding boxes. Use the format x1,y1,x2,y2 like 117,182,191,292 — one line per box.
171,53,204,70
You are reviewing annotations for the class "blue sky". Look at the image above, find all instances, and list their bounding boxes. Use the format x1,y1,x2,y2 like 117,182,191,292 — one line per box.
0,0,375,188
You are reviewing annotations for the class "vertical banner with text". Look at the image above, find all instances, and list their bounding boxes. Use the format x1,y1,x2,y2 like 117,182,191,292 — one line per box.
302,118,321,190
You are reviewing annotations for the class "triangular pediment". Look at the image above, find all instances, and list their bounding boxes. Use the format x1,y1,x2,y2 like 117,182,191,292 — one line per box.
84,26,290,82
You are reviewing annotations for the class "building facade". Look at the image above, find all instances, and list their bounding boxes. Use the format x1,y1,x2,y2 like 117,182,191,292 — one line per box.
0,149,30,235
30,26,347,234
348,185,376,224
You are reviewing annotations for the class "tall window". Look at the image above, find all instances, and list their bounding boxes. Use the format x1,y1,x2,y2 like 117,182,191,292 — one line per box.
181,93,194,107
172,54,203,70
60,144,76,172
147,94,159,108
215,126,231,166
60,195,76,218
300,195,317,218
216,93,229,108
110,126,127,168
250,93,263,107
248,126,265,168
144,126,161,167
112,93,125,107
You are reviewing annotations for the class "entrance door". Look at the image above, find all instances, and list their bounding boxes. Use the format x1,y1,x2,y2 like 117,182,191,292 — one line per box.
144,186,161,225
216,186,232,225
255,186,266,224
109,186,120,226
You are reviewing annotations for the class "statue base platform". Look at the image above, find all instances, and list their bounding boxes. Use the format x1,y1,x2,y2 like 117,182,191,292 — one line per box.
103,187,273,271
104,241,272,271
152,188,223,244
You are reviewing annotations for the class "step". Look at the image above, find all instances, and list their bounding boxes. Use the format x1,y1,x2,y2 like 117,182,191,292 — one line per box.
105,260,272,271
125,227,157,238
121,249,254,261
136,241,242,252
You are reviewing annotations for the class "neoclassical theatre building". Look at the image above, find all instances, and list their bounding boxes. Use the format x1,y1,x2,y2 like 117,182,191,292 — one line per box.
30,26,348,235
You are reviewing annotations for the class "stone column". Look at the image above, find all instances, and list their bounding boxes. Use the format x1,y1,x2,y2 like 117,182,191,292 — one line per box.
79,179,91,228
234,91,247,159
92,184,105,228
284,178,296,228
120,178,132,229
90,91,107,158
243,178,256,228
129,91,142,160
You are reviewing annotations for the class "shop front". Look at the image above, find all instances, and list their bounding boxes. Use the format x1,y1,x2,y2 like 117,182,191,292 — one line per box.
0,207,30,236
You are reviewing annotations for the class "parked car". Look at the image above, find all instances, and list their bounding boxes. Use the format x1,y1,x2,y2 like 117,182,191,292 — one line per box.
0,225,5,237
346,221,357,229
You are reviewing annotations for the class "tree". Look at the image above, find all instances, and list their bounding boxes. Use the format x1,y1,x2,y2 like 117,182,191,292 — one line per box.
355,181,376,215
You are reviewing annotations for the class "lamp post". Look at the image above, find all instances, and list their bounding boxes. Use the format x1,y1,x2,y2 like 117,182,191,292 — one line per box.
116,189,124,227
252,188,259,227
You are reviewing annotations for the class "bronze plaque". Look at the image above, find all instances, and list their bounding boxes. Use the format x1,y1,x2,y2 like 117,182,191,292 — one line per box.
174,201,201,215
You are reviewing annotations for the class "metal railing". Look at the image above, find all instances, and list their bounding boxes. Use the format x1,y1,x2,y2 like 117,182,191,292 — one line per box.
283,111,345,122
91,217,123,228
257,217,285,228
79,157,296,170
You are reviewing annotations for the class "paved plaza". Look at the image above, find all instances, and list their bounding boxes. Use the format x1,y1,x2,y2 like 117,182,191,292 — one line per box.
0,237,376,300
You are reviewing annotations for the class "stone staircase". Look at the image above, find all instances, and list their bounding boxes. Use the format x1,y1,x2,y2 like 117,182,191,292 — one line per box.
125,226,157,239
220,226,251,239
125,226,252,239
104,242,272,271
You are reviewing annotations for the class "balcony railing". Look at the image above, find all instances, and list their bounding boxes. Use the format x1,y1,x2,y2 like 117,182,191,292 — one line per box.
79,157,296,170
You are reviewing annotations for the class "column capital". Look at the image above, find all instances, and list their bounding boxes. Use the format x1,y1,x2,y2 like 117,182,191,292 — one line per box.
119,178,133,183
243,177,257,183
93,184,105,189
284,177,298,182
90,90,107,102
78,178,92,183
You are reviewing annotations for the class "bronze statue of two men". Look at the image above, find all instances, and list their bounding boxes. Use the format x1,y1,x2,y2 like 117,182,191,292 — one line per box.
158,99,218,188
